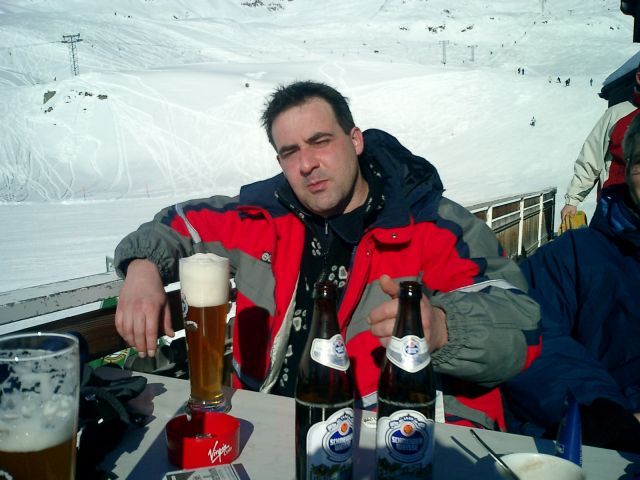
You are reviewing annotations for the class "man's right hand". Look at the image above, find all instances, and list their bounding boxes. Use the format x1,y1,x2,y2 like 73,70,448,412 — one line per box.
115,259,174,358
560,204,577,221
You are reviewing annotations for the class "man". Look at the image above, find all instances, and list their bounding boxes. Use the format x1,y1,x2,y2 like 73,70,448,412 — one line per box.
114,81,540,430
560,63,640,221
504,114,640,453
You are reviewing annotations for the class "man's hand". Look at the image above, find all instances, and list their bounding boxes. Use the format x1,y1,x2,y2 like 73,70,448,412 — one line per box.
115,259,174,358
561,204,577,221
367,275,448,351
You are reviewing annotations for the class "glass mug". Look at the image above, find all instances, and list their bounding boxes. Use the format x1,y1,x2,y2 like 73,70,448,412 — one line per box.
179,253,230,413
0,332,80,480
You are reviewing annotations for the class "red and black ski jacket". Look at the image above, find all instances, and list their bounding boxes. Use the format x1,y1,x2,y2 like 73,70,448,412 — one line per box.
115,129,541,430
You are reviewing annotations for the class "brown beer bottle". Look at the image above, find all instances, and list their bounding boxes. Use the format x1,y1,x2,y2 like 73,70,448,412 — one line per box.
376,281,436,479
295,281,355,480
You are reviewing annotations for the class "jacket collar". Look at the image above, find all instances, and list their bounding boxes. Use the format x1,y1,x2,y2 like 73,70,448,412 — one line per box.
592,185,640,254
238,128,444,232
274,154,384,245
361,129,443,229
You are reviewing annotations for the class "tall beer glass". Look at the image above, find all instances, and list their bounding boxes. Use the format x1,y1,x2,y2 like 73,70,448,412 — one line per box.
179,253,230,413
0,332,80,480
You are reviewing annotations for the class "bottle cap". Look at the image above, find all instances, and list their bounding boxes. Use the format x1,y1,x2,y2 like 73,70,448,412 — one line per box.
166,411,240,469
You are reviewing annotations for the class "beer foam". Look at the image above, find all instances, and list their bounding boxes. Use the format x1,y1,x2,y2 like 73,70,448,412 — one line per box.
0,393,75,452
179,253,229,307
0,342,79,453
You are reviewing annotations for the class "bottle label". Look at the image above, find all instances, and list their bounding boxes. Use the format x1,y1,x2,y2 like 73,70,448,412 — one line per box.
386,335,430,373
376,410,435,477
311,334,350,371
306,407,354,478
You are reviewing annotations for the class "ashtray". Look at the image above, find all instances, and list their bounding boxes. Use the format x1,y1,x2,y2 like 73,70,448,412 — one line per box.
166,411,240,469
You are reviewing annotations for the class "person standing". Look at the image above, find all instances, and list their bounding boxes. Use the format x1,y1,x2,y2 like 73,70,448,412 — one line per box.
560,63,640,221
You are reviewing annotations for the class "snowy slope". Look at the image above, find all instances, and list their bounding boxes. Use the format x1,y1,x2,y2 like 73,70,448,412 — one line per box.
0,0,637,291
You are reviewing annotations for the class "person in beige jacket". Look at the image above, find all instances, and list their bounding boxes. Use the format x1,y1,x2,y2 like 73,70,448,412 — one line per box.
561,66,640,221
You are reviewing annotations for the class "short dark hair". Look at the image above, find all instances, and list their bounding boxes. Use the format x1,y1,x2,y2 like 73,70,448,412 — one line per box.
260,80,355,148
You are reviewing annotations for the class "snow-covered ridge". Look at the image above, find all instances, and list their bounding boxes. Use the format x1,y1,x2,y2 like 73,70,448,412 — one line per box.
0,0,635,203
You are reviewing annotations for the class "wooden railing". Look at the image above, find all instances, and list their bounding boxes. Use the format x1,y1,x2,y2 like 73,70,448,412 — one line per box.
0,275,182,361
467,187,556,259
0,187,557,360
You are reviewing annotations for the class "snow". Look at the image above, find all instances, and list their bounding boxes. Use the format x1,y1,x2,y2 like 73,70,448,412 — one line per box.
0,0,638,294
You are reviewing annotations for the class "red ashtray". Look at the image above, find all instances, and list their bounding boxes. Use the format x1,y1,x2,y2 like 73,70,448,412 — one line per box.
166,411,240,469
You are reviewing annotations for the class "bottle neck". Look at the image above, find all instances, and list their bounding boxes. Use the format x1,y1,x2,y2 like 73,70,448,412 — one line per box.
309,281,340,339
310,298,340,338
393,282,425,339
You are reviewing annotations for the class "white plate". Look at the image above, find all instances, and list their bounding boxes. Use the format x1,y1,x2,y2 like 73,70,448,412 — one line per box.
496,453,585,480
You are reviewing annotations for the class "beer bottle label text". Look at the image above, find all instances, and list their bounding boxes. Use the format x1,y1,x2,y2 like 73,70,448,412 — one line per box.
386,335,430,373
306,407,354,479
376,410,435,478
311,334,350,371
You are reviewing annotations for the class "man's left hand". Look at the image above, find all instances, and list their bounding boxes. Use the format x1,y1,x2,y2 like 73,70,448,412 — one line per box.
367,274,448,351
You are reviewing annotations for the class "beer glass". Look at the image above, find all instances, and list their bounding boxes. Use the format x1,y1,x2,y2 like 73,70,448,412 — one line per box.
179,253,230,413
0,332,80,480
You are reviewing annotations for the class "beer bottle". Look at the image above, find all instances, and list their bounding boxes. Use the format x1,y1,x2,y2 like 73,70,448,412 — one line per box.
295,281,355,480
376,281,436,480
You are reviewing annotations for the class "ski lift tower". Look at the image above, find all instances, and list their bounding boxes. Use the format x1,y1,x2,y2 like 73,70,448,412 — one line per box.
62,34,83,76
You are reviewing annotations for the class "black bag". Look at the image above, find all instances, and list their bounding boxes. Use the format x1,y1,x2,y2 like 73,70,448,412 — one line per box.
76,365,148,479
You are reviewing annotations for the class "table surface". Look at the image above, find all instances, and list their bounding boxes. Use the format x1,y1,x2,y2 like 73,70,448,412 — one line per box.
100,371,640,480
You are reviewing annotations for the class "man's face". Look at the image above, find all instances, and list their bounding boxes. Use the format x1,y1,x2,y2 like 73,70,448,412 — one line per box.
271,97,367,218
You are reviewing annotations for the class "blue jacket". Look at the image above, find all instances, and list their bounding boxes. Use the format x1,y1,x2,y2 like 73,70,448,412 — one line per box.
504,184,640,437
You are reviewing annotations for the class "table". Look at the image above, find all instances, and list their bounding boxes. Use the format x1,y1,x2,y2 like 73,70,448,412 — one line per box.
100,371,640,479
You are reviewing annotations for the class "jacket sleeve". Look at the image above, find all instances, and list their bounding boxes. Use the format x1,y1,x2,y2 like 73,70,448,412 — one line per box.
428,198,541,387
114,194,238,283
564,104,632,206
504,239,632,430
505,337,632,431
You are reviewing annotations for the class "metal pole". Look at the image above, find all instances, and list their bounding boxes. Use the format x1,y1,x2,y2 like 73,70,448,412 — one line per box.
62,34,83,76
537,194,544,248
439,40,449,65
467,44,477,62
517,198,525,257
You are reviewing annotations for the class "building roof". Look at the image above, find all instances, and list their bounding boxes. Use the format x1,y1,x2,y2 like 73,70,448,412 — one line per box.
600,50,640,105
